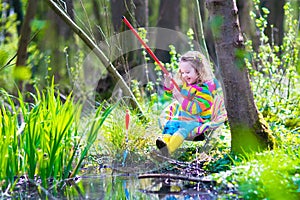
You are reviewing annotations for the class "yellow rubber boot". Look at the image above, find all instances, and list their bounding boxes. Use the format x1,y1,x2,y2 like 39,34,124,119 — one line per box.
163,134,171,143
167,133,184,154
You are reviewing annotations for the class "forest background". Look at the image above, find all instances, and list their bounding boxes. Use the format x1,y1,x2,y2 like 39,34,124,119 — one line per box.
0,0,300,199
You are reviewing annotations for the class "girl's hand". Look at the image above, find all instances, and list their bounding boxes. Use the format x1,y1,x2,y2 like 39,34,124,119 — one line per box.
164,74,172,89
173,87,184,104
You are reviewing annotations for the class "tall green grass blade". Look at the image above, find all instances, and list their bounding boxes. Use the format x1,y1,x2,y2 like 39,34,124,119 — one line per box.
70,103,114,178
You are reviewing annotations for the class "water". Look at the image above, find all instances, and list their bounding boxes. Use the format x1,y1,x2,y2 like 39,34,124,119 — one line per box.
8,151,232,199
9,173,220,199
62,172,220,200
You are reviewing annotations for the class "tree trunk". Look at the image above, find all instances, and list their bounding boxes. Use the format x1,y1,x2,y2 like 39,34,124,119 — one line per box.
110,0,148,68
48,0,74,39
194,0,217,65
16,0,38,67
261,0,285,46
14,0,38,95
205,0,275,154
92,0,105,42
110,0,148,31
195,0,210,60
236,0,259,50
11,0,24,35
186,0,216,65
155,0,180,63
46,0,75,82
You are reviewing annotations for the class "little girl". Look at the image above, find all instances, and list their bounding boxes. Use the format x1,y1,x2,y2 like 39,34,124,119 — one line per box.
156,51,219,156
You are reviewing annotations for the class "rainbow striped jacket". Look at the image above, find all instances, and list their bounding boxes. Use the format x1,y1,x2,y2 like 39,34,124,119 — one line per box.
164,79,220,123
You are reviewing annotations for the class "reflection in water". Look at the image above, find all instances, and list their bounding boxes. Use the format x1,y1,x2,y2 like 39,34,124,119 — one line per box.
65,174,218,200
63,174,153,200
139,177,218,200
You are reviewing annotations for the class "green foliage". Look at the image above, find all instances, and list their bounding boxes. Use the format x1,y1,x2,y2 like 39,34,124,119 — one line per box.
0,2,47,91
0,4,19,91
211,2,300,199
0,79,112,190
247,2,300,135
205,152,239,173
235,49,251,69
186,28,195,50
0,49,9,67
164,45,179,74
13,66,32,80
99,105,158,160
217,147,300,200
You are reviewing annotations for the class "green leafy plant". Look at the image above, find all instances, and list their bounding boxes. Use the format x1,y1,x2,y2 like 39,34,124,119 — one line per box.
0,79,113,191
99,106,157,160
247,2,300,135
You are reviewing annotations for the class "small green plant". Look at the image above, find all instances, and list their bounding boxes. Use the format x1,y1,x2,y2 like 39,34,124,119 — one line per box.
99,106,157,160
212,146,300,199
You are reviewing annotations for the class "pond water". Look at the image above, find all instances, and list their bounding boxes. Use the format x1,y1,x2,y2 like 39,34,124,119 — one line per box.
9,150,236,199
9,173,221,199
61,174,220,200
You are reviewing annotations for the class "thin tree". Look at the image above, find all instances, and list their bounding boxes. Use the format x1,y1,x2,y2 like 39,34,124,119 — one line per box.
236,0,258,49
261,0,285,46
11,0,24,35
205,0,275,154
15,0,38,93
155,0,180,63
16,0,38,69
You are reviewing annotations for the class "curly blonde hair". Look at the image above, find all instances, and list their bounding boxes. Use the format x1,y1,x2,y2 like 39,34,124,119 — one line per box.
178,51,214,84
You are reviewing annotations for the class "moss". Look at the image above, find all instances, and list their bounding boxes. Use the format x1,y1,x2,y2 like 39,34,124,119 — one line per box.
231,113,275,155
254,112,276,149
231,125,265,155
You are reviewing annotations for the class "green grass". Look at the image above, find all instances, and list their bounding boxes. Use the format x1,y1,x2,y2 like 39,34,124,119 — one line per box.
211,142,300,200
236,148,300,200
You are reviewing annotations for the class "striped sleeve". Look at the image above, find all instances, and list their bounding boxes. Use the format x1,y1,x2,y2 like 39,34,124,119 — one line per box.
163,86,173,97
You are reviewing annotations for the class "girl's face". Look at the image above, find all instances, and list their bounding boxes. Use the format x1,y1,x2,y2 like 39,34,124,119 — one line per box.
179,62,198,85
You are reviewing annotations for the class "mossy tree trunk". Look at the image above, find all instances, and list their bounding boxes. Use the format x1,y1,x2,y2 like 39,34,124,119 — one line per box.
205,0,275,154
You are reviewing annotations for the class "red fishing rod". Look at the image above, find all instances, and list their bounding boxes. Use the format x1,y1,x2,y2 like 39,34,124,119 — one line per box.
122,16,180,91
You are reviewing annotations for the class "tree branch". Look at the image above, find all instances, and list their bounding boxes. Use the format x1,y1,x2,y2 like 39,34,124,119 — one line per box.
138,173,214,183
